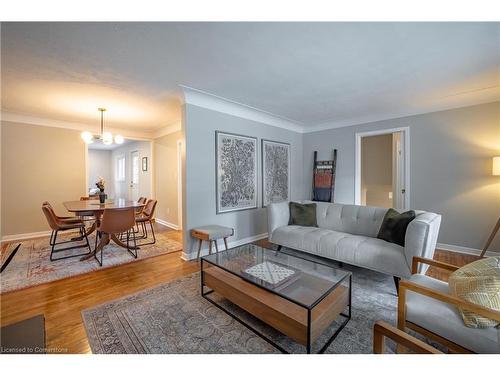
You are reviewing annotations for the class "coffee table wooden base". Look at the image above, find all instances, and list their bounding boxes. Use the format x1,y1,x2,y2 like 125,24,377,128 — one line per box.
201,260,351,353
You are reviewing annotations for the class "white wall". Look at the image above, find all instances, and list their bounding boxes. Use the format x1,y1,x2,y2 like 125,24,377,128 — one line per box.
183,104,304,258
111,140,152,200
88,149,113,197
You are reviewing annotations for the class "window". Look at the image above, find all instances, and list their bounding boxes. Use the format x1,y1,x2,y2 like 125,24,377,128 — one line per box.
116,156,125,181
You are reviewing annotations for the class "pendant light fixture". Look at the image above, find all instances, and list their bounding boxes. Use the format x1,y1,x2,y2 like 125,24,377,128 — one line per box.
81,108,124,145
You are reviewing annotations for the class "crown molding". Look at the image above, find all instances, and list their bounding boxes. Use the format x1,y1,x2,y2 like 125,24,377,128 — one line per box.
0,111,157,140
304,97,500,134
180,85,305,134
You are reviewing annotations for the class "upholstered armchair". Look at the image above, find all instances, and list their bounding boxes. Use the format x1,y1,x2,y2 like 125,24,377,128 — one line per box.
398,256,500,353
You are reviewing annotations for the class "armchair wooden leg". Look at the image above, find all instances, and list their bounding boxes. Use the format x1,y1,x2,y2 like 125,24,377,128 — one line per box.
393,276,400,295
214,240,219,253
223,237,228,250
208,240,213,255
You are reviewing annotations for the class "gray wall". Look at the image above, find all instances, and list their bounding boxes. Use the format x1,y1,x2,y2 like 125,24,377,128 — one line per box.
183,104,304,257
303,101,500,252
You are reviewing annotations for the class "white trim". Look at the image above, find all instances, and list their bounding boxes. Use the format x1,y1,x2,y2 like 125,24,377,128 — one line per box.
437,242,498,258
177,139,183,230
84,143,89,194
1,229,80,243
180,85,305,133
354,126,410,209
181,232,268,261
155,218,180,231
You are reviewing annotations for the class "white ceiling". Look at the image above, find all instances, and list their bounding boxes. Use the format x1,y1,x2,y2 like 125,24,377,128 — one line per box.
1,22,499,133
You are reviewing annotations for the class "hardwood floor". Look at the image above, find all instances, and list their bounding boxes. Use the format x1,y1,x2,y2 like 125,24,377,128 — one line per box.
0,229,480,354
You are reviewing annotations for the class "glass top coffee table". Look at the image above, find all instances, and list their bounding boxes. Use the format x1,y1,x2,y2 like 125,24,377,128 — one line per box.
201,244,352,353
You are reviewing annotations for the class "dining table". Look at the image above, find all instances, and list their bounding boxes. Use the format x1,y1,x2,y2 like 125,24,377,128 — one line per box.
63,199,146,261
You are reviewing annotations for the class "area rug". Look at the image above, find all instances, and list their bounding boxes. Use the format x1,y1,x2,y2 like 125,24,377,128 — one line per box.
82,265,400,354
0,231,182,294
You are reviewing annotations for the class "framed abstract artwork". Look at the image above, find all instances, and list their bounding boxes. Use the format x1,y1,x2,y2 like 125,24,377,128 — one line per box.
216,131,258,214
262,139,291,207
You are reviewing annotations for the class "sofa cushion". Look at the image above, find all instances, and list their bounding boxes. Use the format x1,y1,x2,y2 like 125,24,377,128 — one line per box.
323,235,410,278
406,274,500,353
271,225,336,254
377,208,416,246
271,225,411,278
314,202,388,238
288,202,318,227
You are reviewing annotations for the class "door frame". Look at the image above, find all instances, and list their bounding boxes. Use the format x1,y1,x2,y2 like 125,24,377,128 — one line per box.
354,126,410,209
177,139,183,230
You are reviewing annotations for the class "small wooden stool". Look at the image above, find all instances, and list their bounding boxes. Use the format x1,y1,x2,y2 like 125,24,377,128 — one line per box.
191,225,234,260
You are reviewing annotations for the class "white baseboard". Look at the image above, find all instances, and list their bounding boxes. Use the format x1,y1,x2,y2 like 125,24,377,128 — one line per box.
181,232,268,261
155,218,180,230
437,242,498,257
1,228,80,244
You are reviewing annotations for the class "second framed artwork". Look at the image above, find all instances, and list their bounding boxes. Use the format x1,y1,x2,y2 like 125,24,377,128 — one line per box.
262,139,291,207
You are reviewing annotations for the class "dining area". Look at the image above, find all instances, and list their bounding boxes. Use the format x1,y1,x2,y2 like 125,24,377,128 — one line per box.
41,196,157,266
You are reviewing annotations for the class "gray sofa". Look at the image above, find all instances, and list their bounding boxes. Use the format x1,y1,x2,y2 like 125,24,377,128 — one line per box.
267,201,441,279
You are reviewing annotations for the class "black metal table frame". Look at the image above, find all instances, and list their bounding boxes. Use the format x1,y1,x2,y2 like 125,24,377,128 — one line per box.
200,254,352,354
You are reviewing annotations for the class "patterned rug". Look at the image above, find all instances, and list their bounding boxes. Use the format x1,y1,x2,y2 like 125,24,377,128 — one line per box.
0,231,182,293
82,265,400,354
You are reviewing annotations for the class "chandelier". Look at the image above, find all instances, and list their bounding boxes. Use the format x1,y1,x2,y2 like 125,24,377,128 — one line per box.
80,108,124,145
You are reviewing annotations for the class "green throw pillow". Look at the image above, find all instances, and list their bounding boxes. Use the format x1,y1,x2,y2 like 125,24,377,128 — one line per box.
377,208,416,247
288,202,318,227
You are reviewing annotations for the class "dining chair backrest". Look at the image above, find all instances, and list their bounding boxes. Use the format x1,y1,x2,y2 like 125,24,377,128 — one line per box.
42,204,61,231
99,207,136,235
135,197,148,214
142,199,157,219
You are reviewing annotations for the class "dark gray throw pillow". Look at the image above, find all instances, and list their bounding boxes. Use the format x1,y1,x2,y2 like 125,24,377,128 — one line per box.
377,208,416,247
288,202,318,227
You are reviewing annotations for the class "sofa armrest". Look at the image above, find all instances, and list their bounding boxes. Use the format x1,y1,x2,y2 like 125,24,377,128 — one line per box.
267,201,290,242
404,213,441,273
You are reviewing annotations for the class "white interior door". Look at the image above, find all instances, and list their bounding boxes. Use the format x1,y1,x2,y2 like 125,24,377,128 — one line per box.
130,151,140,201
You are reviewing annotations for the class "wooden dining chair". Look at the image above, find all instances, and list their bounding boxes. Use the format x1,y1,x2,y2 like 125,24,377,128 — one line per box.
119,197,148,242
135,199,157,246
95,207,137,266
41,204,91,261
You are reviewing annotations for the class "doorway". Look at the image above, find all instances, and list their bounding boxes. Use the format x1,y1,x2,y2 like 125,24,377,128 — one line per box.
86,139,153,201
354,127,410,210
129,150,140,201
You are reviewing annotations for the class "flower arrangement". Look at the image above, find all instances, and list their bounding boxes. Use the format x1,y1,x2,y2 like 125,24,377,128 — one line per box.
95,177,105,192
